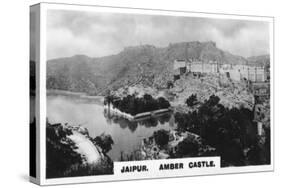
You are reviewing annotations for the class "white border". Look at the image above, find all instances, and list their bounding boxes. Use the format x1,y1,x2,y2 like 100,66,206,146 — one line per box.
40,3,46,185
38,3,274,185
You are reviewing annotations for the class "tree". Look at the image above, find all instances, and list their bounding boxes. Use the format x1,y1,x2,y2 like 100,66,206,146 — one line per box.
110,94,171,115
175,94,259,166
167,81,174,89
157,97,171,109
153,129,170,148
93,133,114,153
176,137,199,157
46,122,83,178
185,94,198,107
206,94,220,106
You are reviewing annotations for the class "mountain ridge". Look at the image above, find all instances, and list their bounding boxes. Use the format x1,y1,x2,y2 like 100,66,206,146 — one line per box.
47,41,269,95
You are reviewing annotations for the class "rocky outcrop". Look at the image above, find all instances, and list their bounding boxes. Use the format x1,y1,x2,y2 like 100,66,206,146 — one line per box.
171,74,254,111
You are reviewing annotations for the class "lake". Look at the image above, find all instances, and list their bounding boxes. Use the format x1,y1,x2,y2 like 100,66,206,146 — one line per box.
47,93,176,161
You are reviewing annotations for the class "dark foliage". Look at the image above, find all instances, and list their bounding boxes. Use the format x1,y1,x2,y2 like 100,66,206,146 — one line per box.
175,94,270,166
174,111,199,133
153,129,170,148
46,122,83,178
29,118,36,177
264,127,271,164
93,133,114,153
46,122,114,178
167,81,174,89
176,137,199,157
105,94,170,115
185,94,199,107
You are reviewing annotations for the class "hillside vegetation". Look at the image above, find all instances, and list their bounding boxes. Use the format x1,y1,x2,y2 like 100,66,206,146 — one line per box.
47,41,269,95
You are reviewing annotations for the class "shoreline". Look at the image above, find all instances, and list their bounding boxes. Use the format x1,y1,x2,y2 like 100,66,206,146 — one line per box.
47,89,105,102
68,131,102,164
104,104,172,121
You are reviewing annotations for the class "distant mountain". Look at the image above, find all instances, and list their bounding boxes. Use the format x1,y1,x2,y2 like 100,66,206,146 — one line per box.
47,41,264,95
247,54,270,67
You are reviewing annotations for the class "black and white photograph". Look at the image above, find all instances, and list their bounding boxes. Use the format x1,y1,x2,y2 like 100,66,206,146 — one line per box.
43,5,272,180
2,1,281,188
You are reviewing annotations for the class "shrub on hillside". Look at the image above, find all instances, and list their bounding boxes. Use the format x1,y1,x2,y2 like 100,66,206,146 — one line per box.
153,129,170,148
176,137,199,157
93,133,114,153
185,94,198,107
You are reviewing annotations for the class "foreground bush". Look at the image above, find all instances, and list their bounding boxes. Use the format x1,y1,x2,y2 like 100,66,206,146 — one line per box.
92,133,114,154
185,94,199,107
153,129,170,148
175,94,270,166
46,122,114,178
176,137,199,157
46,122,83,178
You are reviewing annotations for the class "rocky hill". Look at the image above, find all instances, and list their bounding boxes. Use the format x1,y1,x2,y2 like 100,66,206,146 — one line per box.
47,41,264,95
247,54,270,67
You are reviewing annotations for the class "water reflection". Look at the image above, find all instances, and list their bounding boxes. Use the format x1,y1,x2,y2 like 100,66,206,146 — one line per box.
104,108,173,133
47,95,176,161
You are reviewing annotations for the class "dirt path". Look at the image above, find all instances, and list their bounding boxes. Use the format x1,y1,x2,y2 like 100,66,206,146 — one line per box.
68,132,101,164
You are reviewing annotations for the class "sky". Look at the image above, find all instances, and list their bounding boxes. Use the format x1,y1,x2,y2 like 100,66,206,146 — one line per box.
47,9,270,60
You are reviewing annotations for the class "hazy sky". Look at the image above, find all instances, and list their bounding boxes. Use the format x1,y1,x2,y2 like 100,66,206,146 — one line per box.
47,10,270,60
